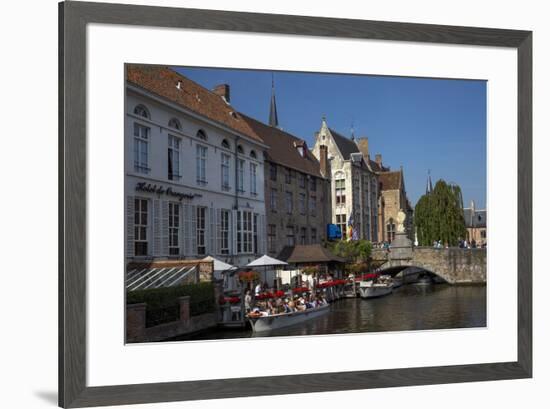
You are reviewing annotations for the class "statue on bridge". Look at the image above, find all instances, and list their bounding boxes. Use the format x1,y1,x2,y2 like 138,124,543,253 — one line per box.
396,209,407,233
388,209,413,260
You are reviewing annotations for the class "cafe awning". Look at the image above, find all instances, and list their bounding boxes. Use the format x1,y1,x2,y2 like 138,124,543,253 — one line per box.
126,265,197,291
202,256,237,279
246,254,288,268
125,260,209,291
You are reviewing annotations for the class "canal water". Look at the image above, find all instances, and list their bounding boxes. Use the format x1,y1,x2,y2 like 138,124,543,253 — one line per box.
171,284,486,341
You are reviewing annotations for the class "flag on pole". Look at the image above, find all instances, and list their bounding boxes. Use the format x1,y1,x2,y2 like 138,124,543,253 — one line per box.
347,212,355,241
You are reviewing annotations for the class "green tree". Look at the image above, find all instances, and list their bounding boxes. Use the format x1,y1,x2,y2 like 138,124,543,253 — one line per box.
326,239,372,262
414,180,466,246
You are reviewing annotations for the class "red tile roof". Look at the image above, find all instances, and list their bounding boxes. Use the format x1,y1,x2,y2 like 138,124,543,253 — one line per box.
241,113,324,178
126,65,263,143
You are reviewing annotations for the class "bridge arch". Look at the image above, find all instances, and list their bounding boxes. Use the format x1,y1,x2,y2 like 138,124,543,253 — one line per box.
371,247,486,284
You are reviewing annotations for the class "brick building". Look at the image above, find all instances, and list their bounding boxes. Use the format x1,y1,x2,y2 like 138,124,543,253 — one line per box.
378,168,414,242
464,200,487,247
241,114,331,257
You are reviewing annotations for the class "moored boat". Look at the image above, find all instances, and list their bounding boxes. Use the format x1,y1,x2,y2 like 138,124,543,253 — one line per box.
359,275,394,299
392,276,403,289
248,303,330,333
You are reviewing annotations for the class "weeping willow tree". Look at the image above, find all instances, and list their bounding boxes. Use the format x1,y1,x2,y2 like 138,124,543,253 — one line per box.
414,180,467,246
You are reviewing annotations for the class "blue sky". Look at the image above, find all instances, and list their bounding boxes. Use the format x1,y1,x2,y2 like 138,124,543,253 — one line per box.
173,66,487,209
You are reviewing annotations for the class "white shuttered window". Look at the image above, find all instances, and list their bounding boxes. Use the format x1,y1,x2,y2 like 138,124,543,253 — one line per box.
220,210,230,255
168,202,180,255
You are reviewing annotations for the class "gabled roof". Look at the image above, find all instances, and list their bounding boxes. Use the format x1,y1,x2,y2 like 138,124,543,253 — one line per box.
379,170,402,191
126,65,263,143
241,113,324,178
464,209,487,228
328,128,390,172
277,244,347,264
328,128,360,160
369,159,389,172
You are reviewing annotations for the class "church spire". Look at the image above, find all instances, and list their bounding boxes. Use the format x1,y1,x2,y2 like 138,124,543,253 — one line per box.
426,169,433,194
268,73,279,128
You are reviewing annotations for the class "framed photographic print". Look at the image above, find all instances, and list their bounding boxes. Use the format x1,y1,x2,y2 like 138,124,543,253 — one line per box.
59,1,532,407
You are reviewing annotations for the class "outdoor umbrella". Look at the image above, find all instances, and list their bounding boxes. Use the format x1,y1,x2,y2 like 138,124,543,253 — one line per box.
202,256,237,281
246,255,288,290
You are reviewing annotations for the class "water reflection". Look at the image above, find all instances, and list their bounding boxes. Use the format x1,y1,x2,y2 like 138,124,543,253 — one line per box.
171,284,486,341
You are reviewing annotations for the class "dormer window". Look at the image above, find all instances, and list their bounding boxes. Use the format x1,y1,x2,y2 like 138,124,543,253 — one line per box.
294,140,307,158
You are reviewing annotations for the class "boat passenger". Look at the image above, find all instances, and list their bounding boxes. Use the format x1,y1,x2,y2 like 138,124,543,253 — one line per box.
287,300,296,312
266,300,276,315
244,290,252,313
296,297,307,311
254,282,262,296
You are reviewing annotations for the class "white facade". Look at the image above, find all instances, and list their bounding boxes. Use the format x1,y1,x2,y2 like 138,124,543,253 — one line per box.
312,119,379,242
125,86,267,267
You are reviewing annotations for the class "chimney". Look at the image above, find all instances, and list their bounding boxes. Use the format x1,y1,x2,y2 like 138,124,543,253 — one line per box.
356,137,369,158
213,84,230,103
375,154,382,166
319,145,329,178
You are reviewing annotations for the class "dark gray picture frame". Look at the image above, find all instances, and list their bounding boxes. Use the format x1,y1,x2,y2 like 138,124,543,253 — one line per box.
59,1,532,407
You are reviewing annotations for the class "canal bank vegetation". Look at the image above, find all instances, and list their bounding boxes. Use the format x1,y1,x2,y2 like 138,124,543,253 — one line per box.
126,282,216,327
326,239,372,262
414,179,467,246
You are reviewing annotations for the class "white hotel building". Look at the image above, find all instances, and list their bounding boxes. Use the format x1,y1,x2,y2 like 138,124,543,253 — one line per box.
125,65,267,266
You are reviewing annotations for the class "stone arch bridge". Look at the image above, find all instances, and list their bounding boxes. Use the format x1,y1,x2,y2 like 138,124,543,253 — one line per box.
371,247,486,284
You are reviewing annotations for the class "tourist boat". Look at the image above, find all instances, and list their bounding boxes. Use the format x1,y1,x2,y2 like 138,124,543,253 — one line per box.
392,276,403,289
247,303,330,333
359,275,394,299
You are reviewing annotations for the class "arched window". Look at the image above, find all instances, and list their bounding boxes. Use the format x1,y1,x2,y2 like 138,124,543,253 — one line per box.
196,129,207,140
386,218,396,243
134,104,150,119
250,150,257,159
237,145,244,154
221,139,230,149
168,118,181,130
